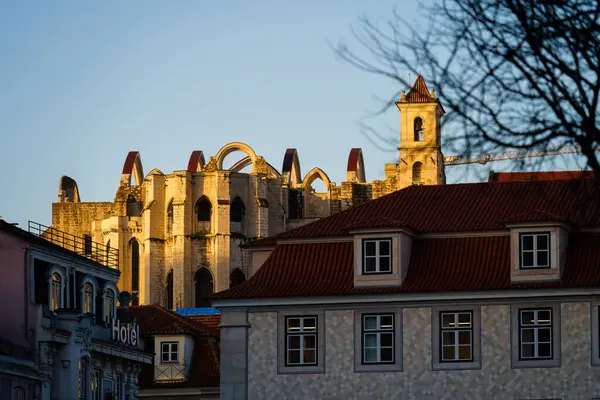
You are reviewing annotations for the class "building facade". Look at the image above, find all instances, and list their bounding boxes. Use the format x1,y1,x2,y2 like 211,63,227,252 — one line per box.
0,219,152,400
214,178,600,399
49,75,446,309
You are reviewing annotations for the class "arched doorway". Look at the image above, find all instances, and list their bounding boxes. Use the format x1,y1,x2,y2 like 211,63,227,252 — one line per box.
194,268,213,308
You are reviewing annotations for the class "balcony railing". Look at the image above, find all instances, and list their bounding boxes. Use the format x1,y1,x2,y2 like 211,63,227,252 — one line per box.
154,363,187,382
28,221,119,269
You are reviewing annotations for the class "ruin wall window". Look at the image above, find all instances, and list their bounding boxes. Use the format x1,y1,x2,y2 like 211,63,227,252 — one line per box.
195,196,212,222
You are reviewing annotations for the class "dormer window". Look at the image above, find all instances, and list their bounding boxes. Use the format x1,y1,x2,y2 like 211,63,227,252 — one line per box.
520,232,550,269
362,238,392,274
161,342,179,363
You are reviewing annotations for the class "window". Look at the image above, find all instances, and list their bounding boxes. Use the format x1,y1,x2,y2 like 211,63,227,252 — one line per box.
362,314,394,364
83,283,93,314
195,196,212,222
519,308,553,360
412,162,423,185
13,387,25,400
285,316,317,366
161,342,179,363
440,311,473,362
78,358,88,399
510,303,560,368
50,273,62,311
115,374,122,400
362,238,392,274
432,306,481,370
104,289,115,322
230,197,246,223
277,310,325,374
194,267,213,308
167,201,174,234
414,117,424,141
102,379,114,400
520,232,550,269
91,368,101,400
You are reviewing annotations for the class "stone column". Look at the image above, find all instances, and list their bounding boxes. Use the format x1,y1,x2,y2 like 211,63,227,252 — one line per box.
220,308,249,400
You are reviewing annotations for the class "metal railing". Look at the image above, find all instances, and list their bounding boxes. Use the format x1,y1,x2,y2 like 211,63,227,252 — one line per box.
28,221,119,269
154,364,187,382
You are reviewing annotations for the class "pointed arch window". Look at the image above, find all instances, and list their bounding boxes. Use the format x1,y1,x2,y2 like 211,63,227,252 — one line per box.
167,201,174,234
229,269,246,288
414,117,424,141
130,239,140,306
194,268,214,308
195,196,212,222
412,162,424,185
166,270,173,310
230,197,246,223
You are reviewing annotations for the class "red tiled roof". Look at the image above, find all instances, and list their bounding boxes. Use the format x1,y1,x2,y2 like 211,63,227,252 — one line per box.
489,170,595,182
406,75,434,103
215,234,600,299
138,338,220,389
275,180,600,238
131,305,219,338
187,315,221,331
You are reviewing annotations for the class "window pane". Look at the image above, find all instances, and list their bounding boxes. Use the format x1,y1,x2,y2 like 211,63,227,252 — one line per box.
537,310,551,324
380,333,393,347
379,256,391,272
538,327,551,342
522,252,534,267
365,258,376,272
288,335,300,350
304,335,315,349
538,343,552,358
442,346,455,361
379,240,390,256
161,343,169,352
171,343,179,352
522,235,534,250
364,348,377,363
521,343,535,358
364,333,377,348
458,330,471,345
380,315,393,329
303,349,316,364
537,234,548,250
364,316,377,330
441,313,456,328
288,350,300,364
521,311,535,325
380,347,394,362
303,318,316,331
365,241,376,256
458,345,471,360
521,328,534,343
537,250,548,266
287,318,300,331
458,313,471,326
442,331,455,346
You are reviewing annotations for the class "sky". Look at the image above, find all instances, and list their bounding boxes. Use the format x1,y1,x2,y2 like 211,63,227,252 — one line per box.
0,1,585,228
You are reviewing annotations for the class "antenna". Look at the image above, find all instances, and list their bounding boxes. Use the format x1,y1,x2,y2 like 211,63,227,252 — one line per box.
408,72,411,87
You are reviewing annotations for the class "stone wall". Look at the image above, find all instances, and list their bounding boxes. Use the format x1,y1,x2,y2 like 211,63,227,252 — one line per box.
245,302,598,399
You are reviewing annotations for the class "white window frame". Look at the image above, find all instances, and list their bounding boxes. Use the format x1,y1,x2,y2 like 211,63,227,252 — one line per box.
361,314,395,364
510,303,561,368
440,311,473,362
362,238,392,274
285,316,318,366
354,308,403,373
432,306,481,371
48,266,66,311
518,308,553,360
519,232,550,269
102,283,118,323
160,342,179,363
80,276,98,315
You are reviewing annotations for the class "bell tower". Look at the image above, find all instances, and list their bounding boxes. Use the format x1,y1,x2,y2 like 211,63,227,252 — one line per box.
395,75,446,189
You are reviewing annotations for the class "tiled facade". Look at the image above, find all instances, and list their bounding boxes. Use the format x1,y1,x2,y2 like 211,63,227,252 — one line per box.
243,302,599,399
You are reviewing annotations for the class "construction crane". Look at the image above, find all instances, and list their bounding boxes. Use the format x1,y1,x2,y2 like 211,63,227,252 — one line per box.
443,143,596,166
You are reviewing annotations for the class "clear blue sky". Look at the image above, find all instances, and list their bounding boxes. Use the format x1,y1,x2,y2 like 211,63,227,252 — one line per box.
0,1,584,228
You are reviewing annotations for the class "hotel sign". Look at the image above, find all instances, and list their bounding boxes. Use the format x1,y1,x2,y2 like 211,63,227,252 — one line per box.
111,319,139,347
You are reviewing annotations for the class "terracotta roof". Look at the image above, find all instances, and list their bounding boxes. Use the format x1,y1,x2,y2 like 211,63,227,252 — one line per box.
406,75,434,103
131,305,219,338
274,180,600,238
489,170,595,182
187,315,221,331
215,233,600,299
138,338,220,389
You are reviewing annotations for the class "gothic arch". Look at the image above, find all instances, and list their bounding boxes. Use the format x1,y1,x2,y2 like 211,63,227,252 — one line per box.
187,150,206,172
229,269,246,287
195,196,212,222
129,238,141,306
214,142,257,171
58,175,81,202
230,157,281,178
230,197,246,223
346,148,366,183
146,168,164,177
194,267,214,308
282,148,302,187
120,151,144,186
167,199,174,234
302,167,331,192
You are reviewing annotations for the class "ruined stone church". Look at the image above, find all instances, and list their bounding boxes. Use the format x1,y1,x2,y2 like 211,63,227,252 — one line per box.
49,75,445,309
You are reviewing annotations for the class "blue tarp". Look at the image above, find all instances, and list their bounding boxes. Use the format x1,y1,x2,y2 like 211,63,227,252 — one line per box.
176,307,221,316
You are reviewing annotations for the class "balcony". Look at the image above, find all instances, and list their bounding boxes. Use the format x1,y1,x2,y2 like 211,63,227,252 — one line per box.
154,363,187,382
28,221,119,269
